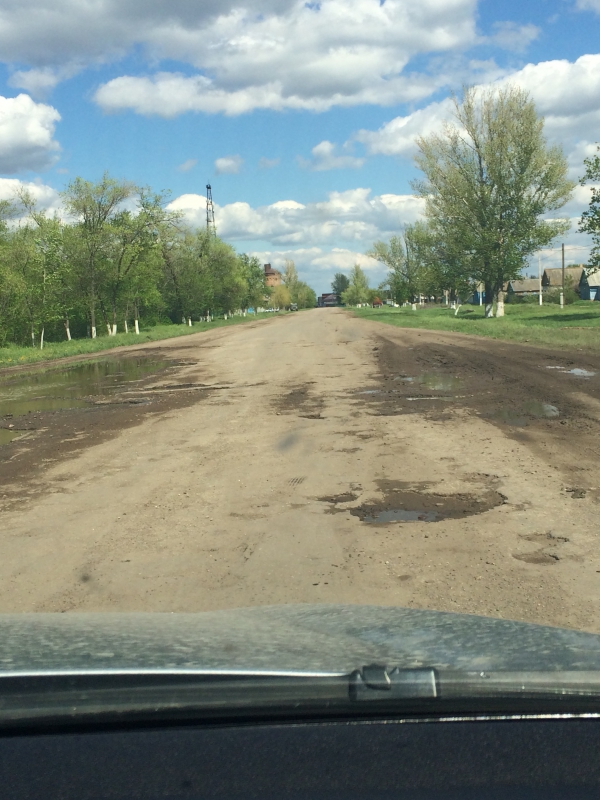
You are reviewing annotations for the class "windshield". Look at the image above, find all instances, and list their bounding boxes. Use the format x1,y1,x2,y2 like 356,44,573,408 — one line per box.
1,0,600,717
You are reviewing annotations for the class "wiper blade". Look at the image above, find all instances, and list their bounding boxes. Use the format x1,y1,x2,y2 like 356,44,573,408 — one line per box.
2,665,600,728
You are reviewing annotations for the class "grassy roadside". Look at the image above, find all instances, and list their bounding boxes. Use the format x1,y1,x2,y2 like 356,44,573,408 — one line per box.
351,302,600,352
0,312,282,368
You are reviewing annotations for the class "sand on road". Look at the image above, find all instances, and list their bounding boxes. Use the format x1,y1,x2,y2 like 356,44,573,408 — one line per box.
1,308,600,631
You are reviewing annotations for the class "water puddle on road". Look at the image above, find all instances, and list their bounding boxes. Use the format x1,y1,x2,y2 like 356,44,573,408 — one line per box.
394,374,463,391
0,429,24,445
0,355,173,417
320,480,505,524
488,401,560,427
545,366,596,378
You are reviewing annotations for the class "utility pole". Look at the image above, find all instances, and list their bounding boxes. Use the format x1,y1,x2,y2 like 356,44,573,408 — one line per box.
538,253,542,306
206,184,216,237
560,243,565,309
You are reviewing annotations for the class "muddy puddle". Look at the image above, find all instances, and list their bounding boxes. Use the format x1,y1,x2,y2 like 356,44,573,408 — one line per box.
487,401,560,427
0,355,173,418
393,373,462,391
545,366,596,378
320,480,505,524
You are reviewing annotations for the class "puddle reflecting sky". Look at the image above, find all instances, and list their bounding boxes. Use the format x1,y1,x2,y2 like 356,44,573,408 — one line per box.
0,356,172,417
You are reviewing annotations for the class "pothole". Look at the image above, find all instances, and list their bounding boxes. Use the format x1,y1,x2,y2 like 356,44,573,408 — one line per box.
322,480,505,523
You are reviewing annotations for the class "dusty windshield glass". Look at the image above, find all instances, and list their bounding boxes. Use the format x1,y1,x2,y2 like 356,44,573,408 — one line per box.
1,0,600,689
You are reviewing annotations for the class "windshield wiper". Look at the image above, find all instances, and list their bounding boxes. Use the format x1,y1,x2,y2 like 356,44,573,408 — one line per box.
2,665,600,728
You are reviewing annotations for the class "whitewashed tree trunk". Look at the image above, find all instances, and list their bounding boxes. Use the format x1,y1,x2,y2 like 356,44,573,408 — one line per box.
454,304,462,316
485,303,494,318
134,319,139,334
112,323,117,335
124,320,128,334
91,326,97,338
31,323,35,347
40,327,45,349
411,303,417,311
188,317,192,326
496,290,505,317
64,317,71,341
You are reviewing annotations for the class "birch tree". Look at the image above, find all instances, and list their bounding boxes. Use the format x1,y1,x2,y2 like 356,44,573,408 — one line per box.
413,86,574,317
579,145,600,270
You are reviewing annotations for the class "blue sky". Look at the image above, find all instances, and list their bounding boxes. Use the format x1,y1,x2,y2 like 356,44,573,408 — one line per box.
0,0,598,293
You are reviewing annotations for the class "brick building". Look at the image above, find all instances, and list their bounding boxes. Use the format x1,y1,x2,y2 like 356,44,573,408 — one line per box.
264,264,282,287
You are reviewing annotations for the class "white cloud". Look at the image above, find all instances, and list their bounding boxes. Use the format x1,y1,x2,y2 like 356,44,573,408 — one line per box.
489,21,540,53
177,158,197,173
87,0,478,115
258,156,280,169
0,176,62,217
168,187,424,248
215,154,243,175
7,68,64,98
577,0,600,11
0,94,61,173
355,53,600,179
299,140,364,171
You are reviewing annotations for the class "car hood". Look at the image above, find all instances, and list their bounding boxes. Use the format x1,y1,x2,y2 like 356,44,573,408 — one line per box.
2,605,600,675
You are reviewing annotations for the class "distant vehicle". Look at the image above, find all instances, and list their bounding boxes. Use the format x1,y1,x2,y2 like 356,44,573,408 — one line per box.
290,303,298,311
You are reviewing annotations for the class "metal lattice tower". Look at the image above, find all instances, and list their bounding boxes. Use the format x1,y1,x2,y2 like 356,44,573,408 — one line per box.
206,184,216,236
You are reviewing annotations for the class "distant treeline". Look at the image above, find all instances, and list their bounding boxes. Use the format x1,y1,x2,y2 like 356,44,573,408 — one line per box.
0,173,315,349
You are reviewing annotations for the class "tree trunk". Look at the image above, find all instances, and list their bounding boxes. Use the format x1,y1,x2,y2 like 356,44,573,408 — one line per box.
134,319,140,334
40,327,45,350
496,289,505,317
112,304,118,336
124,320,128,334
64,316,71,341
111,324,117,335
188,317,192,326
30,323,35,347
484,281,494,317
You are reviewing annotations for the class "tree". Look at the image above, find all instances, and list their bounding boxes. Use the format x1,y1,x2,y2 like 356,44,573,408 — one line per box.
342,264,370,305
294,281,317,308
579,145,600,271
331,272,349,295
270,284,291,309
62,173,138,337
413,85,574,317
282,260,299,295
239,253,268,311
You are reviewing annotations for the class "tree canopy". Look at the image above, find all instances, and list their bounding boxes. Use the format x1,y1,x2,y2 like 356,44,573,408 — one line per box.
412,85,574,316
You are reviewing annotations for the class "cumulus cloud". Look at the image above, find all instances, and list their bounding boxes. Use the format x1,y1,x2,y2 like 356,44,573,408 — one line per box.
299,140,364,171
177,158,197,173
87,0,478,115
215,154,243,175
0,176,62,217
167,187,424,247
577,0,600,11
0,94,61,173
354,53,600,179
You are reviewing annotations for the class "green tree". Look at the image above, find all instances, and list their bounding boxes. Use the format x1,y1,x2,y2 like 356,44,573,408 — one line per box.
331,272,349,295
294,281,317,308
579,145,600,271
62,173,138,337
342,264,370,305
239,253,268,311
270,284,291,309
413,85,574,317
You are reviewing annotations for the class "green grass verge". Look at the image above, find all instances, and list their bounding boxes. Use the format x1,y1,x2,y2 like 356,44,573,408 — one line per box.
351,302,600,351
0,312,282,368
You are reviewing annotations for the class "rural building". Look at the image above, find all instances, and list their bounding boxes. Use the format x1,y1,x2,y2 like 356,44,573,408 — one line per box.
580,269,600,300
506,278,540,298
542,266,584,294
264,264,282,287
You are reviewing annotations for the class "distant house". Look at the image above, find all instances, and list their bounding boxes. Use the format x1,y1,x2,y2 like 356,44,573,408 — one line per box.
506,278,540,298
264,263,282,287
580,269,600,301
542,266,584,294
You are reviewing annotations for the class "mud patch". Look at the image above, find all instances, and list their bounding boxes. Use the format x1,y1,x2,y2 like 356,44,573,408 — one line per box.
323,480,505,523
275,382,324,418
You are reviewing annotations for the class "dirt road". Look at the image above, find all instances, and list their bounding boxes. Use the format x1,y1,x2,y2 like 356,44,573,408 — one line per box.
2,308,600,631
